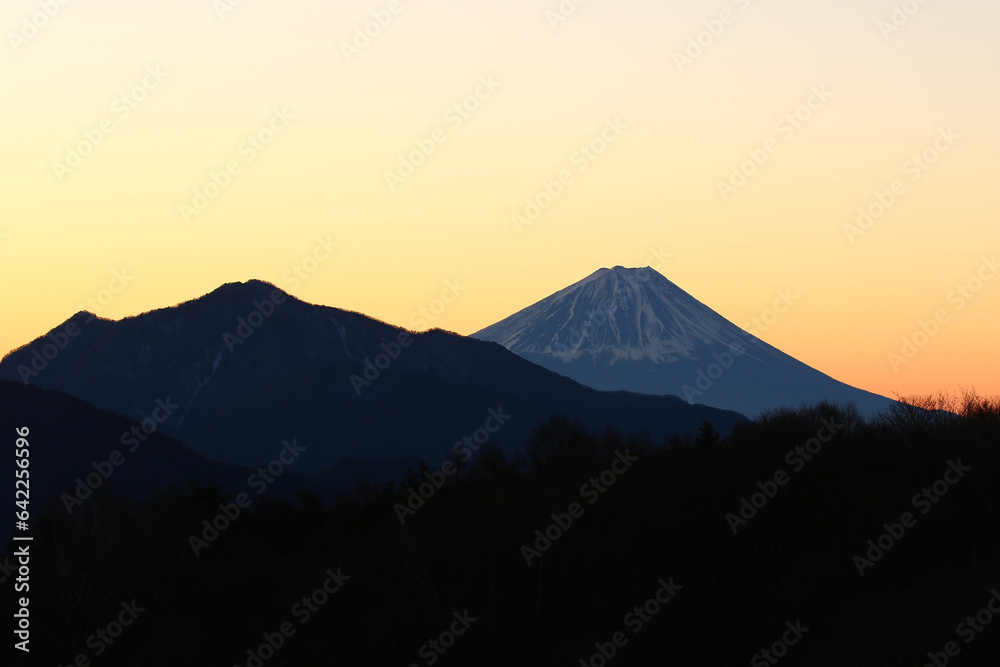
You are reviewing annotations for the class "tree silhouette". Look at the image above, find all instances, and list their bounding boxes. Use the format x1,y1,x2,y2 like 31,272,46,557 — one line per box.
695,420,720,448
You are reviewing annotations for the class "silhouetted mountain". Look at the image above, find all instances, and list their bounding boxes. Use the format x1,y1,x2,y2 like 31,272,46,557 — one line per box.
473,266,894,417
0,280,746,472
6,394,1000,666
0,381,314,539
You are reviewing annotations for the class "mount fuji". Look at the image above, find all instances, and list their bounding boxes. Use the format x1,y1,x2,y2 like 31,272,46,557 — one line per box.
472,266,893,417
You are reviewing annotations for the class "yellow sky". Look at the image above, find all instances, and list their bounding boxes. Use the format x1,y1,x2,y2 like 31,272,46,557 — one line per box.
2,0,998,400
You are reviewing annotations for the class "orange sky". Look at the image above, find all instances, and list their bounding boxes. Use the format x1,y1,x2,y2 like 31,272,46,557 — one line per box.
2,0,998,400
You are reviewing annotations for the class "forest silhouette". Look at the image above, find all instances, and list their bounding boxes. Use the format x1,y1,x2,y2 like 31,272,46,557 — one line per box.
3,391,999,666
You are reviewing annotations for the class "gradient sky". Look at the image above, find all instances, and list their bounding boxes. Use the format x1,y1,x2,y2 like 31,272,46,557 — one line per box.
2,0,998,400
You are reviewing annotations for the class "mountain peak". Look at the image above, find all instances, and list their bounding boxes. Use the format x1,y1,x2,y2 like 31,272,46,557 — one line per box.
599,265,668,282
194,280,292,309
209,279,285,296
474,265,735,364
473,268,893,417
593,265,650,274
571,265,670,292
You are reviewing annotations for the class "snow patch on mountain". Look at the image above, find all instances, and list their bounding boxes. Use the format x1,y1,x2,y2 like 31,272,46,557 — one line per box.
473,265,893,417
475,266,760,365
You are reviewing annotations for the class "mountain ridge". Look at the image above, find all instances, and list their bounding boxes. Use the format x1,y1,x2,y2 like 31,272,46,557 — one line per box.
0,278,747,473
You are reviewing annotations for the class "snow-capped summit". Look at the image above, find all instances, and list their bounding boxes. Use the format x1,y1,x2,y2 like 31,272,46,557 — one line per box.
473,267,892,417
476,265,757,364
